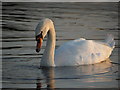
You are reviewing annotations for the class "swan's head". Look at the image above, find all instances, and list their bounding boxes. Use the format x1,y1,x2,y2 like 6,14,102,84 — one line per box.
35,18,54,53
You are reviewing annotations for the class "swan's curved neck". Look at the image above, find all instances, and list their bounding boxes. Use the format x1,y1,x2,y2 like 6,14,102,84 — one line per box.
40,27,56,67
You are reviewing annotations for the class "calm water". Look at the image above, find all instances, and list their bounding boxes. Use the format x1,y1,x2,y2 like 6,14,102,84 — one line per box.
2,2,119,88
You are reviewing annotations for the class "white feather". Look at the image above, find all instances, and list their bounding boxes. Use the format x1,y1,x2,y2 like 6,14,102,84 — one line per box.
35,18,115,67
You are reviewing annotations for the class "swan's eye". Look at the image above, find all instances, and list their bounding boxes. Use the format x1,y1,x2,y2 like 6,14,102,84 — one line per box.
37,38,40,42
36,31,43,41
36,35,40,41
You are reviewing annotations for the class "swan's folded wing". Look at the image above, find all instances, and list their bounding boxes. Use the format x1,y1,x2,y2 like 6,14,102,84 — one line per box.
55,39,113,66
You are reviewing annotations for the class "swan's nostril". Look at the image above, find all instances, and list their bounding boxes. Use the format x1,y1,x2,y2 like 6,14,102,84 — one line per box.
36,49,40,53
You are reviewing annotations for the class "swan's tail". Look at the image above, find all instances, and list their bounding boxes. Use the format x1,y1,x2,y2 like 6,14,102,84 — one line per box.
105,34,115,48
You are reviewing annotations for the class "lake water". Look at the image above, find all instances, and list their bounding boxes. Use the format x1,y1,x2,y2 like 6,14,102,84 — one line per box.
2,2,119,89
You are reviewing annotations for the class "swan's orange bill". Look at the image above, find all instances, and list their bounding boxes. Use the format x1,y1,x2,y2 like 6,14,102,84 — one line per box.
36,38,42,53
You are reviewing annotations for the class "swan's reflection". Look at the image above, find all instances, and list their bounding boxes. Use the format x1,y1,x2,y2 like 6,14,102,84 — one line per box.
36,59,116,89
36,67,55,90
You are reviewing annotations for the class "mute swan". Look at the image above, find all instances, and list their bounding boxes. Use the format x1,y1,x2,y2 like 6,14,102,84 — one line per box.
35,18,115,67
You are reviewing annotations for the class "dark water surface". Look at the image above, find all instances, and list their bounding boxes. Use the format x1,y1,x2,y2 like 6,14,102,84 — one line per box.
2,2,119,88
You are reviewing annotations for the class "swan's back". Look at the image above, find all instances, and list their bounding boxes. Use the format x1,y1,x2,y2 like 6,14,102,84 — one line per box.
55,38,114,66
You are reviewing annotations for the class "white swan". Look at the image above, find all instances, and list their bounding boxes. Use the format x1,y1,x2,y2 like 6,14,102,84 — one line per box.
35,18,115,67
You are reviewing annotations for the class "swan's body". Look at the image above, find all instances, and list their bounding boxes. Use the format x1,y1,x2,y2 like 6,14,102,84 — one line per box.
35,18,115,67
